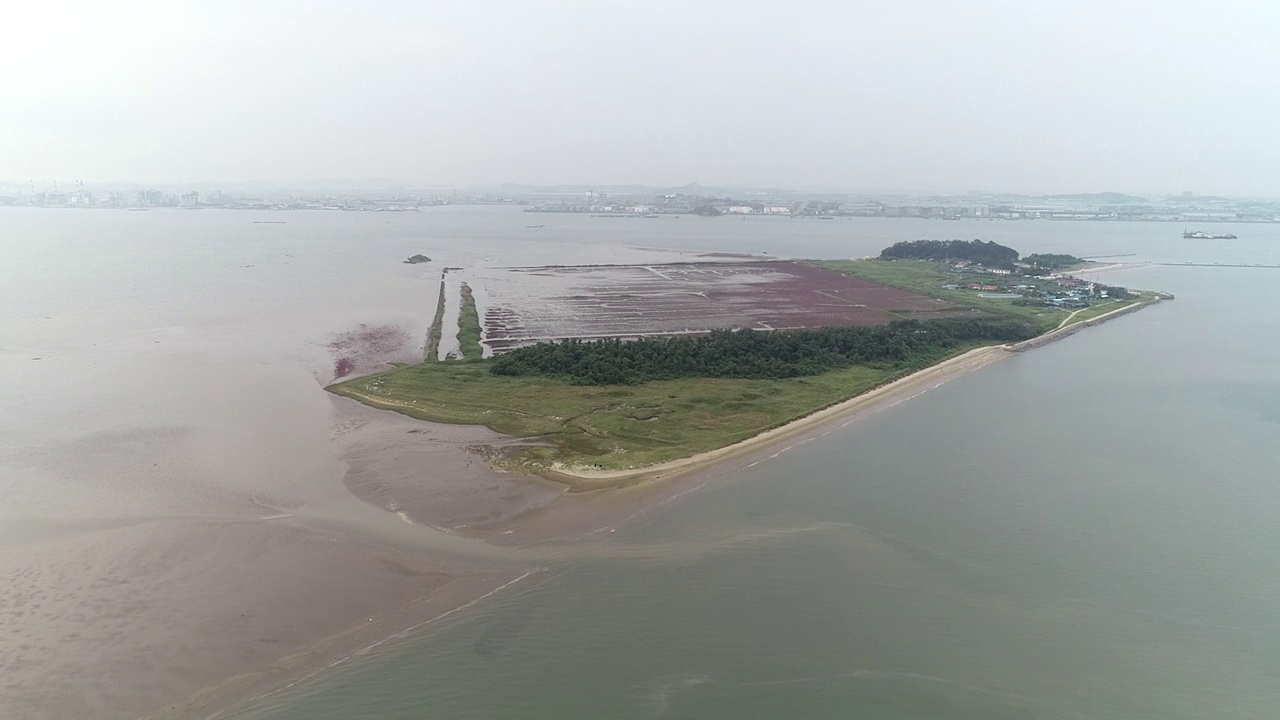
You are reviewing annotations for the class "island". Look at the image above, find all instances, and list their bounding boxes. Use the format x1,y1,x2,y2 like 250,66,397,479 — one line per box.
404,253,433,264
330,241,1166,487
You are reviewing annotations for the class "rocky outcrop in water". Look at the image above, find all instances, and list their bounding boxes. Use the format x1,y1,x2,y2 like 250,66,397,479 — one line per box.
404,254,432,264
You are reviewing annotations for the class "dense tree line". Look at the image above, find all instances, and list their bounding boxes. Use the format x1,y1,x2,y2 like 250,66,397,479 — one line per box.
879,239,1020,268
1023,253,1083,270
490,318,1037,385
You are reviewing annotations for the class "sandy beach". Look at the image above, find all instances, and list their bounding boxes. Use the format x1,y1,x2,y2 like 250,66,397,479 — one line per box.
540,345,1012,490
0,396,545,720
0,517,521,720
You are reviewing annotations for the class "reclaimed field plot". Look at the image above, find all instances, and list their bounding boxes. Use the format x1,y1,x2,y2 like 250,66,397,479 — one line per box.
477,261,963,352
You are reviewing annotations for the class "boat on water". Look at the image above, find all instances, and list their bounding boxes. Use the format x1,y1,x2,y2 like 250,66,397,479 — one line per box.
1183,228,1237,239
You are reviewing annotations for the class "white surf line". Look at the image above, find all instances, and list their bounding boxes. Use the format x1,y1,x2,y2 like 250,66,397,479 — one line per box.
582,480,715,537
248,494,290,515
352,569,545,655
641,265,674,281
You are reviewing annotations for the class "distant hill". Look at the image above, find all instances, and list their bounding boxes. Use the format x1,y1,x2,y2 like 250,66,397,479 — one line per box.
879,239,1019,268
1044,192,1147,203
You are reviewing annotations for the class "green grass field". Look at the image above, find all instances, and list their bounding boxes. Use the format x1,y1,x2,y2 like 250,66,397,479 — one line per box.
330,361,896,472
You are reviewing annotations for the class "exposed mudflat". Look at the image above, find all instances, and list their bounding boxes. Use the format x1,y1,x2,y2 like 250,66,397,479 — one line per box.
477,261,961,351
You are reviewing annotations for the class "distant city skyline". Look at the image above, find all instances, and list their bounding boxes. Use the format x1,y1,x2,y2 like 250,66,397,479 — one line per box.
9,179,1279,226
0,178,1270,201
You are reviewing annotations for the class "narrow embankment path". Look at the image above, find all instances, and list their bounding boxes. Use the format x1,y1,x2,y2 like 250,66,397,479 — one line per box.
425,273,447,360
1055,306,1089,330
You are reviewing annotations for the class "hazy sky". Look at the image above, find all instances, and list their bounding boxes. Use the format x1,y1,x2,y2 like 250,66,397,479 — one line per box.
3,1,1278,194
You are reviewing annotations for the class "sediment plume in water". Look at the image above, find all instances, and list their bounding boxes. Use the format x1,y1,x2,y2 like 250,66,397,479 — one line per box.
329,324,411,379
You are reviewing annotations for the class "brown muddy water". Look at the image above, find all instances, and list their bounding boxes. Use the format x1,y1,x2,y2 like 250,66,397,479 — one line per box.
3,207,1279,719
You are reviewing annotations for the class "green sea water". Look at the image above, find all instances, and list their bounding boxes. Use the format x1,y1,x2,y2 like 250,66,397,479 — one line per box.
218,247,1280,716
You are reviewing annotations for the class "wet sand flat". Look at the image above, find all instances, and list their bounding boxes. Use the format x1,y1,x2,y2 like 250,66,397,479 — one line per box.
0,393,543,720
0,515,520,720
334,400,567,531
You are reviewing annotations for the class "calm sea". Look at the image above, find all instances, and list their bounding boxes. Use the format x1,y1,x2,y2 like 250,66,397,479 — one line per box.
3,207,1278,719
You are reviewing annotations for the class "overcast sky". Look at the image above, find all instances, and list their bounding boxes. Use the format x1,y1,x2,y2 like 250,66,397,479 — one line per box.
3,1,1278,194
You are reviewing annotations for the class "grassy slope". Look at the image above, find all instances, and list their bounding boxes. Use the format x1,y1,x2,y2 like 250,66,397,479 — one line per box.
330,361,893,472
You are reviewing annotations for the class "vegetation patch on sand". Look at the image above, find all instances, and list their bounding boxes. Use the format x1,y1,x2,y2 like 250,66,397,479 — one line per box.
329,360,899,473
455,282,483,360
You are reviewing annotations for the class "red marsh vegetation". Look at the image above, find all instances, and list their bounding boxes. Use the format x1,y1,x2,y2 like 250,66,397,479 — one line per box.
329,324,411,378
480,261,963,352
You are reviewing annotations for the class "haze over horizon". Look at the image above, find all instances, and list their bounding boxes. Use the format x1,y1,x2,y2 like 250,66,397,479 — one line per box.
4,1,1278,196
